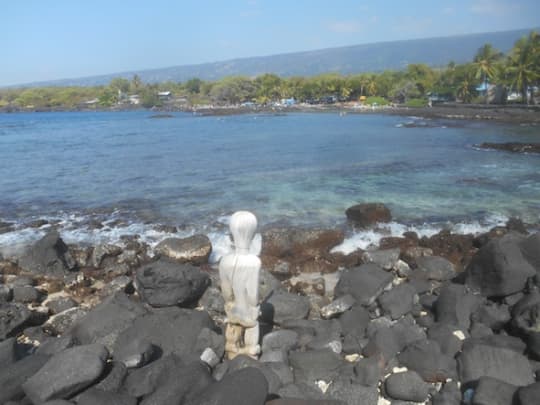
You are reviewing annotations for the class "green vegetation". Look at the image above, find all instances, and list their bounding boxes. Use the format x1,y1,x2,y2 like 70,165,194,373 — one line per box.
1,30,538,110
364,96,389,106
404,98,428,108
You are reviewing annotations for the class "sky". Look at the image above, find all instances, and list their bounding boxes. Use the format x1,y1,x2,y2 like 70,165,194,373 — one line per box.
1,0,539,86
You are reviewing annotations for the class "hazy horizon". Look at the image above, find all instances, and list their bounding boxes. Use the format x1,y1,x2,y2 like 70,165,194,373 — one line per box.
2,0,540,87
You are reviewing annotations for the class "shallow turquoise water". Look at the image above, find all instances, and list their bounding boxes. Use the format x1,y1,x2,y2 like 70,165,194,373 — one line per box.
0,110,539,231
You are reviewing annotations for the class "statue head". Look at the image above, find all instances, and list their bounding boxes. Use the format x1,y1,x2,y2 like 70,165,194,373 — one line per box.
230,211,257,253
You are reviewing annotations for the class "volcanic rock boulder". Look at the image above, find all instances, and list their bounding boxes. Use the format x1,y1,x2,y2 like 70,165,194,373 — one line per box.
18,230,75,278
69,292,148,350
113,306,220,359
398,339,457,382
77,388,137,405
334,263,393,306
378,283,416,320
472,376,518,405
139,358,213,405
188,367,268,405
0,302,39,340
261,290,310,325
510,290,540,358
413,255,457,281
289,348,343,383
457,341,534,386
434,284,482,330
154,234,212,265
465,233,535,297
22,344,109,403
520,232,540,270
517,382,540,405
385,370,430,402
135,259,209,307
0,353,50,403
345,203,391,227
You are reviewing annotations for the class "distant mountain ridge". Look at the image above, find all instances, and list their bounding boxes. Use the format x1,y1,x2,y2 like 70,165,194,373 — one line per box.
15,28,538,87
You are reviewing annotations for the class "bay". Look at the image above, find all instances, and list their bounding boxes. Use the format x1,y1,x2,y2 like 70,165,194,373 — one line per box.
0,110,539,252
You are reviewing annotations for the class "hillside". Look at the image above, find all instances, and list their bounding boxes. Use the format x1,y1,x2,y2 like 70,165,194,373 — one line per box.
17,28,538,87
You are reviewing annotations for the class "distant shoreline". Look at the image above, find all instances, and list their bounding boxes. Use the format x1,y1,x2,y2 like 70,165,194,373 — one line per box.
1,103,539,124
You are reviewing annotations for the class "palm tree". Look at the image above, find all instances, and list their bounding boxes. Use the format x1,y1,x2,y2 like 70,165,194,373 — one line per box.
473,44,503,103
456,65,477,103
365,75,377,96
506,31,540,104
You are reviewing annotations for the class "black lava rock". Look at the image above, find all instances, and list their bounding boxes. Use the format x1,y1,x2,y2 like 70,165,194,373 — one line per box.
261,290,310,325
94,361,127,393
114,337,157,368
113,306,218,359
36,335,76,356
457,341,534,386
17,230,75,278
12,285,42,303
414,256,456,281
45,296,78,315
378,283,416,320
325,377,379,405
188,367,268,405
353,355,382,387
135,259,210,307
339,305,370,339
398,339,457,382
385,370,430,402
517,381,540,405
140,360,213,405
434,284,482,330
22,344,109,403
0,353,50,403
0,302,39,340
0,336,17,366
69,292,148,350
262,329,299,354
77,388,137,405
432,380,461,405
289,349,343,383
465,233,536,297
334,263,393,306
472,376,518,405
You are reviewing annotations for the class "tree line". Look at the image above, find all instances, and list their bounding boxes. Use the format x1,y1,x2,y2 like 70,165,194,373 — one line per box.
1,31,538,110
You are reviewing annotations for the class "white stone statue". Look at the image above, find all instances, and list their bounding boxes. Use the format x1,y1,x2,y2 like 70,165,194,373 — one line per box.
219,211,261,359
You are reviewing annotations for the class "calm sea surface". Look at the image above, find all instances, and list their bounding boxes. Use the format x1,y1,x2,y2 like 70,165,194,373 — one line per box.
0,110,539,253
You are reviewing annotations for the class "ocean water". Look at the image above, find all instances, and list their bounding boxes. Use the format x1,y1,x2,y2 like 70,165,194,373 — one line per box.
0,111,539,258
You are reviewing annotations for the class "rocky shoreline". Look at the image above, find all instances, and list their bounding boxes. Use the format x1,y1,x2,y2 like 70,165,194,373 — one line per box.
2,103,540,125
475,142,540,154
1,204,539,404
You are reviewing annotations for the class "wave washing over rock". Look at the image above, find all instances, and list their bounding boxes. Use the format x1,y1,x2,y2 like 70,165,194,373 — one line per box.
1,203,540,404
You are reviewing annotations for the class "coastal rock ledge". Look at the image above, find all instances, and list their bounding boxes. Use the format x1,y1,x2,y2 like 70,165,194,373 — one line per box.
1,219,540,404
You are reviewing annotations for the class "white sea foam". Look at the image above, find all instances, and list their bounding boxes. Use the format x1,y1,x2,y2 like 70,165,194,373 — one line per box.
0,211,264,265
0,228,46,257
331,215,508,255
0,212,194,259
0,211,511,262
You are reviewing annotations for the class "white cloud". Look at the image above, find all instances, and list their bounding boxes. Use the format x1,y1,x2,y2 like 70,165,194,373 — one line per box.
326,20,362,34
470,0,521,16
